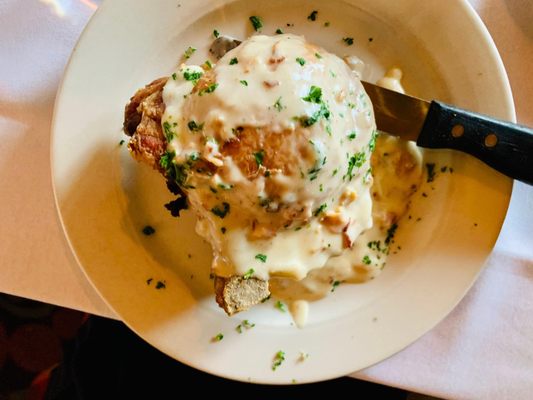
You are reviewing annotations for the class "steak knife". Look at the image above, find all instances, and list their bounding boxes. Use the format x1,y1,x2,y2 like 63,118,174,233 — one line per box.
361,81,533,185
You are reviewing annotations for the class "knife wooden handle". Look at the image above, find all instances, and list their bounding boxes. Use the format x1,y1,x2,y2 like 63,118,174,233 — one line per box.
417,101,533,185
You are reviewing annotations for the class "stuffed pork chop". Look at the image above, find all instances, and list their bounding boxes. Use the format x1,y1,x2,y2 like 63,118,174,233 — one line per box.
124,34,378,315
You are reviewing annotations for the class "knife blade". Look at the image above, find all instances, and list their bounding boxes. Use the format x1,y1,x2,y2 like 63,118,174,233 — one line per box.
361,81,533,185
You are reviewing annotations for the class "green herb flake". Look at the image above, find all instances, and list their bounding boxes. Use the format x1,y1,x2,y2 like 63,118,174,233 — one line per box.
331,280,341,292
275,28,283,34
254,149,265,166
187,120,204,132
203,60,213,70
183,46,196,59
296,57,306,66
315,52,322,59
426,163,436,182
347,131,357,140
237,319,256,333
368,130,378,152
240,80,248,86
243,268,254,280
211,202,230,218
171,72,177,80
345,151,366,181
255,254,267,263
183,69,203,83
155,280,166,289
302,85,322,103
332,168,338,176
313,203,327,216
319,184,323,192
142,225,155,236
272,350,286,371
362,255,371,265
162,121,175,141
342,37,354,46
273,97,283,112
324,21,330,27
212,333,224,342
307,10,318,21
213,29,220,38
275,300,286,312
146,278,153,285
229,57,238,65
198,83,218,96
119,139,125,146
249,15,263,31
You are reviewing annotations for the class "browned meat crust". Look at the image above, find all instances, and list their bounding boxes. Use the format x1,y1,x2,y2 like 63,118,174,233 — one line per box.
124,77,168,171
123,78,270,315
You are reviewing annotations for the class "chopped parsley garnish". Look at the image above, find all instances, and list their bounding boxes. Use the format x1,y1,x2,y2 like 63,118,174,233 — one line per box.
183,69,203,84
243,268,254,280
203,60,213,70
272,350,286,371
313,203,327,216
142,225,155,235
119,139,125,146
347,131,357,140
296,57,306,66
319,184,323,192
236,319,256,333
275,28,283,34
240,80,248,86
212,333,224,342
385,223,398,245
255,254,267,263
342,37,354,46
315,52,322,59
211,202,230,218
331,280,341,292
213,29,220,38
146,278,153,285
275,300,286,312
307,10,318,21
273,97,283,112
249,15,263,31
363,168,372,184
254,149,265,166
332,168,338,176
362,255,371,265
162,121,176,141
345,151,366,180
229,57,238,65
183,46,196,59
155,280,166,289
302,86,323,103
187,120,204,132
426,163,436,182
198,83,218,96
299,86,330,127
324,21,330,27
368,130,378,152
171,72,177,80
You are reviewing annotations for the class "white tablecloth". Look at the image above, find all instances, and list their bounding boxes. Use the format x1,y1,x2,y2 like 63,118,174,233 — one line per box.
1,1,531,398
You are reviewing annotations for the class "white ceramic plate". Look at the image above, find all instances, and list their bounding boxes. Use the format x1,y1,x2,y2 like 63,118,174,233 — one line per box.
51,0,514,384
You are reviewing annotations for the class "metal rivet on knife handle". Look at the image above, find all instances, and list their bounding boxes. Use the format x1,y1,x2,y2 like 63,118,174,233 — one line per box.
484,133,498,148
451,124,464,138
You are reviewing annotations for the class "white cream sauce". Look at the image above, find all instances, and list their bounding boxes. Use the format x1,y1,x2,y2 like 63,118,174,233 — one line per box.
162,34,376,282
161,35,422,328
